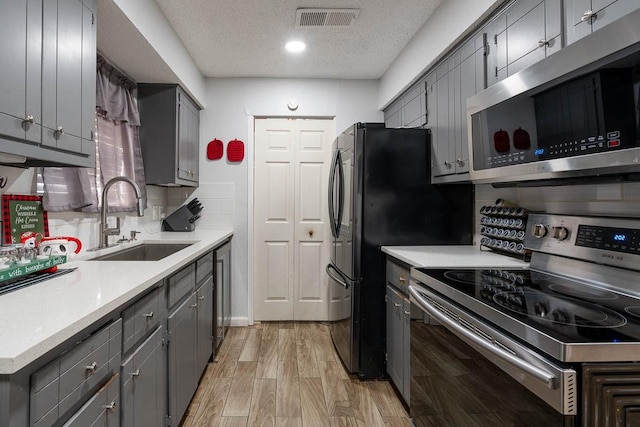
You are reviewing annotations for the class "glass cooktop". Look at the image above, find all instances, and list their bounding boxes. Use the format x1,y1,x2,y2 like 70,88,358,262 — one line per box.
411,267,640,361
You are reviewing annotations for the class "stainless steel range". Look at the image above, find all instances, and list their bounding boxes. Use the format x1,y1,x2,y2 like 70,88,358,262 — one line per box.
409,213,640,426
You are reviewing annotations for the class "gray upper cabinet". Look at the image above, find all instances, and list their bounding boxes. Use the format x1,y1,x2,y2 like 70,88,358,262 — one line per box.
565,0,640,45
431,33,486,182
488,0,562,87
383,77,427,129
0,0,96,168
138,84,201,187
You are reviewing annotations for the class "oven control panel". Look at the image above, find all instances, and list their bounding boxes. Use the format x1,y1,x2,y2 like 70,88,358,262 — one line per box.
525,213,640,271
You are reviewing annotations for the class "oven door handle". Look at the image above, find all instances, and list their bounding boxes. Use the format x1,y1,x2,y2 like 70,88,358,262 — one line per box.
408,285,556,390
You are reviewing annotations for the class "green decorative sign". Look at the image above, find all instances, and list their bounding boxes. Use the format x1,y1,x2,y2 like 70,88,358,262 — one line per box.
0,255,66,283
2,195,49,244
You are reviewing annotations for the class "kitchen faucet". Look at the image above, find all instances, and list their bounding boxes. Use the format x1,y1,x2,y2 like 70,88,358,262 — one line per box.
99,176,144,248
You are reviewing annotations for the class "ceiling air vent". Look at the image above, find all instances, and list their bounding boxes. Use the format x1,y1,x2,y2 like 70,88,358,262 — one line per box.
295,8,360,28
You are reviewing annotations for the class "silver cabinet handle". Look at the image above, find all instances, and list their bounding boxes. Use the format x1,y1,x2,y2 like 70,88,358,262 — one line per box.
23,114,35,125
199,295,205,300
399,275,406,283
143,311,154,318
404,310,410,316
581,9,597,23
85,362,98,373
408,285,556,389
103,400,117,412
456,158,465,166
444,161,452,168
393,303,401,308
537,39,549,48
191,303,198,308
131,369,140,377
54,126,64,138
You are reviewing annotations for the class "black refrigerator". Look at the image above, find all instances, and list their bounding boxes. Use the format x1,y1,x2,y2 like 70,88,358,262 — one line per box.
326,123,474,379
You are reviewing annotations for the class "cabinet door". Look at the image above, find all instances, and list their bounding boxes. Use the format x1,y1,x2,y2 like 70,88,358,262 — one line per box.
384,99,403,128
432,63,452,177
402,296,410,403
62,373,119,427
196,276,214,375
120,327,165,427
167,294,197,425
386,285,404,394
177,90,200,183
42,0,84,154
424,72,436,128
0,1,42,144
402,81,426,128
81,3,96,147
591,0,640,32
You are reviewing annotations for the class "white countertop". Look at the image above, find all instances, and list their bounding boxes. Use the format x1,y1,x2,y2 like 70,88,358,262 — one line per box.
381,245,529,269
0,229,233,374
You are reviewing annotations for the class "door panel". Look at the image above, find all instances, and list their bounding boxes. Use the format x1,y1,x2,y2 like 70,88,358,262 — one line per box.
254,118,334,321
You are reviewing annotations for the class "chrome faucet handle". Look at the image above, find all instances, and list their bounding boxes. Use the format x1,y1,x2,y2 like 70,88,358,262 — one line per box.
104,217,121,236
130,230,140,241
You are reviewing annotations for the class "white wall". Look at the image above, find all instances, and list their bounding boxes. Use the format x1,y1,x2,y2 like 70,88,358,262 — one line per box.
0,166,167,250
379,0,503,108
111,0,207,106
190,78,383,323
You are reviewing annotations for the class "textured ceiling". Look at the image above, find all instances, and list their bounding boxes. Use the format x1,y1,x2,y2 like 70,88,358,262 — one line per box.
153,0,443,79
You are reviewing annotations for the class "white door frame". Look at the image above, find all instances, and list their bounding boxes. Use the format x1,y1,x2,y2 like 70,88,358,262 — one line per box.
247,115,335,325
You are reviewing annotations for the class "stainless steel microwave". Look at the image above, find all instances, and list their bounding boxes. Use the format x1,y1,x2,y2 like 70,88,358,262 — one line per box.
468,9,640,185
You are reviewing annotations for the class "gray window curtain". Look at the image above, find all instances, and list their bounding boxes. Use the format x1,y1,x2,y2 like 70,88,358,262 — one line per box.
38,56,146,213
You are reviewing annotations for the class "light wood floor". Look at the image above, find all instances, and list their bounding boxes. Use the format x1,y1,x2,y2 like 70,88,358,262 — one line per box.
181,322,410,427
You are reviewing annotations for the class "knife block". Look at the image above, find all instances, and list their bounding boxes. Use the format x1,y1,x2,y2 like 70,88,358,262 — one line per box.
162,206,196,232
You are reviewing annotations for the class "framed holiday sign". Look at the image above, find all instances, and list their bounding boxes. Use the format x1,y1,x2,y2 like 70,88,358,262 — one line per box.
2,194,49,244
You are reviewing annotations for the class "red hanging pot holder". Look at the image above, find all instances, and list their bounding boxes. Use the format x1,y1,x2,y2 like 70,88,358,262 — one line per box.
227,139,245,162
207,139,224,160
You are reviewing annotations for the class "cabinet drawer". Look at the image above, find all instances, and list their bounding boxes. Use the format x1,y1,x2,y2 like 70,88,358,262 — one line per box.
167,263,195,309
122,286,163,355
30,320,122,427
386,260,410,294
62,373,119,427
196,251,214,285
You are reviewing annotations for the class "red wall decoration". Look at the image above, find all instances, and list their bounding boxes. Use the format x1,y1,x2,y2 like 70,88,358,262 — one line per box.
227,139,245,162
207,139,224,160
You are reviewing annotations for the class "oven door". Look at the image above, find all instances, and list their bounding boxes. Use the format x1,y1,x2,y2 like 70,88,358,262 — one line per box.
408,281,577,426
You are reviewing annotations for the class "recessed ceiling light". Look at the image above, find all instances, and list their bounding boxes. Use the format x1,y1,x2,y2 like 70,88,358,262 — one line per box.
285,40,306,53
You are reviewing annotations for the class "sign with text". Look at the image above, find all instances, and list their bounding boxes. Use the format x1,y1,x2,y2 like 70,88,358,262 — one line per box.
2,195,49,244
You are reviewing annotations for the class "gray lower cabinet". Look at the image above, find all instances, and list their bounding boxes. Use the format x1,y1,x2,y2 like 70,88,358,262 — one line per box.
0,0,96,167
120,327,165,427
196,276,214,375
385,260,411,404
565,0,640,45
167,294,198,426
138,84,201,187
215,241,232,348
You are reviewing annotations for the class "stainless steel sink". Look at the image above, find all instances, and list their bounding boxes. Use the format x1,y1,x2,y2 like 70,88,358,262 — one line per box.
90,243,193,261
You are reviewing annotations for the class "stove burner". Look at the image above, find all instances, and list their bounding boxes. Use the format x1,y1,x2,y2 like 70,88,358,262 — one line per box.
624,307,640,318
548,283,619,301
443,270,479,285
492,291,627,328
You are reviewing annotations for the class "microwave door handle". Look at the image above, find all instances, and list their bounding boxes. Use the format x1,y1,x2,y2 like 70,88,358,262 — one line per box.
326,263,350,289
408,285,556,389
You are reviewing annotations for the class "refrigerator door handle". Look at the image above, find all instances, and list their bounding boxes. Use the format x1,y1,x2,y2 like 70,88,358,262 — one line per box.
336,149,345,237
328,149,340,238
326,262,350,289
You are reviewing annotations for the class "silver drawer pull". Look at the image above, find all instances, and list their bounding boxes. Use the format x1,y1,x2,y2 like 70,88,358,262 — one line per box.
404,310,411,316
199,295,205,300
23,114,35,125
393,303,401,308
103,400,117,412
191,303,198,308
399,275,406,283
85,362,98,373
143,311,154,319
581,9,597,23
131,369,141,377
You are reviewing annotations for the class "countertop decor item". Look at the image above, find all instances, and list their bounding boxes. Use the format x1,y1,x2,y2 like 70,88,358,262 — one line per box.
2,194,49,245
